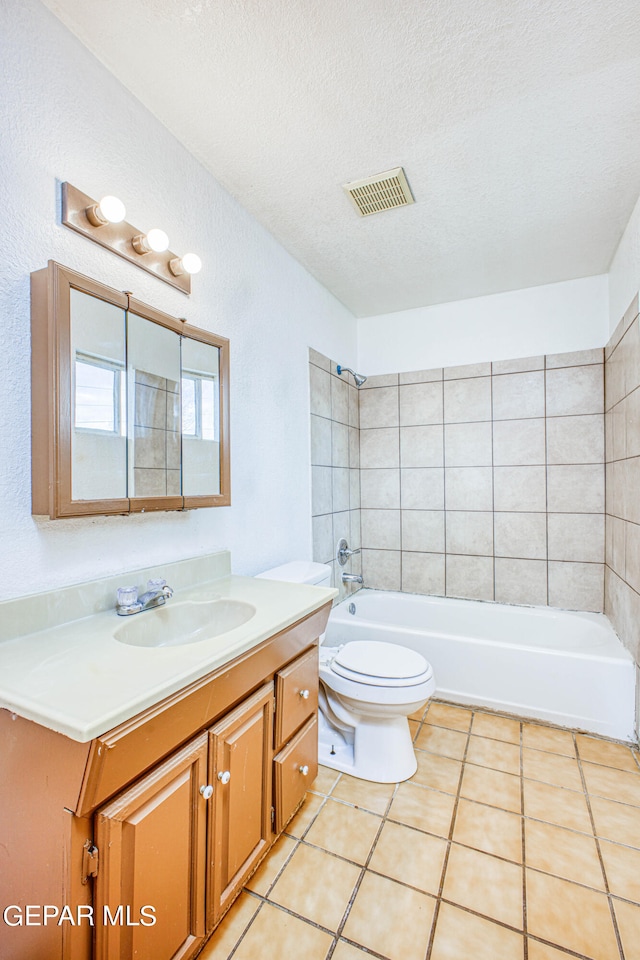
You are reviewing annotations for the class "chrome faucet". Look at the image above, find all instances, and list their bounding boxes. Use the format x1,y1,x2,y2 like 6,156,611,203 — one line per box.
341,573,363,584
116,578,174,616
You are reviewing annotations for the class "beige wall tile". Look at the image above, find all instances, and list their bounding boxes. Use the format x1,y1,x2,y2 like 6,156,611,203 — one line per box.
624,386,640,458
331,421,349,467
494,558,547,605
492,355,545,375
348,426,360,468
310,414,332,465
399,381,443,425
446,511,493,556
547,464,604,513
332,467,350,513
399,367,443,384
546,414,604,464
331,372,350,424
359,427,399,468
401,510,445,552
402,552,445,595
625,520,640,593
445,466,493,510
359,385,399,429
361,509,400,549
548,561,603,612
400,425,444,467
493,371,545,420
312,514,333,563
493,465,546,512
446,555,494,601
546,347,604,368
349,473,361,511
547,513,604,563
401,468,445,509
133,467,166,497
133,426,166,469
359,373,399,389
545,365,604,417
348,385,359,428
308,347,331,371
493,418,546,465
494,512,547,560
361,548,401,590
360,469,400,509
444,377,492,423
444,421,493,466
444,361,492,379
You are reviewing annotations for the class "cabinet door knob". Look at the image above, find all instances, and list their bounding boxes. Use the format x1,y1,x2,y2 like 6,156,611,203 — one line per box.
299,764,309,776
218,770,231,785
299,689,310,699
200,784,214,800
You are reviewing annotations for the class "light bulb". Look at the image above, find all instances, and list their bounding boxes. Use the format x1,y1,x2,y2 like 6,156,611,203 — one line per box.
86,194,126,226
169,252,202,277
132,227,170,255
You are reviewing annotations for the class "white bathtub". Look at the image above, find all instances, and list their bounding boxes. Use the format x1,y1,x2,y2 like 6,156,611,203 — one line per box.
324,590,637,742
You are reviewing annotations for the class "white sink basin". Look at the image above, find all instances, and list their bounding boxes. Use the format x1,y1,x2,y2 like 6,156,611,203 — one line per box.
114,599,256,648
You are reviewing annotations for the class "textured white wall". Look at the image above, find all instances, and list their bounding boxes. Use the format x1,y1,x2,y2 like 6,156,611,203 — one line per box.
609,193,640,331
358,275,609,374
0,0,357,600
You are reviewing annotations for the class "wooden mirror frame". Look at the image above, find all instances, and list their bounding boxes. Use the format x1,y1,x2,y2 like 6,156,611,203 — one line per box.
31,261,231,519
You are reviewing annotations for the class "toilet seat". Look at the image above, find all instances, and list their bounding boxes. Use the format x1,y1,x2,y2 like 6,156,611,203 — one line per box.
330,640,433,688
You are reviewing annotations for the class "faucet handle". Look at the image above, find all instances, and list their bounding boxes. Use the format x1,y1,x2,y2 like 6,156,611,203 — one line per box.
117,585,138,608
147,578,166,590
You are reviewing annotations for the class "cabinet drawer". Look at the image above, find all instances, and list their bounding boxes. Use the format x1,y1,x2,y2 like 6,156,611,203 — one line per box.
273,716,318,834
274,646,318,749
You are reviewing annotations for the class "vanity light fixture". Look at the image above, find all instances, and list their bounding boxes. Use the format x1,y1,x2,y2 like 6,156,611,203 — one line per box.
61,182,197,294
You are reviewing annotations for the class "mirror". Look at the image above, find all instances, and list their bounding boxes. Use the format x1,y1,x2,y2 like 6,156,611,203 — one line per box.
31,262,230,518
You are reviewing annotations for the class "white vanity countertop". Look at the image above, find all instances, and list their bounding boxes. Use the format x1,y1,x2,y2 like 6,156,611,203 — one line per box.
0,575,336,742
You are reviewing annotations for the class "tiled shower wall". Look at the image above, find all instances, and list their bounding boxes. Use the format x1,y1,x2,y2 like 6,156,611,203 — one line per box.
604,294,640,667
309,350,362,601
357,350,605,611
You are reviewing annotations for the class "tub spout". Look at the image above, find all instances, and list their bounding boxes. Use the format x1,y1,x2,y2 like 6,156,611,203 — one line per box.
342,573,363,584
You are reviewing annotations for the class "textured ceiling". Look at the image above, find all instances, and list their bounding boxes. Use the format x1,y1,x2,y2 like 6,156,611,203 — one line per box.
41,0,640,317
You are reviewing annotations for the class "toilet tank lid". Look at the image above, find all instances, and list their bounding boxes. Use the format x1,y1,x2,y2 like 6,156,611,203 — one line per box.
255,561,332,585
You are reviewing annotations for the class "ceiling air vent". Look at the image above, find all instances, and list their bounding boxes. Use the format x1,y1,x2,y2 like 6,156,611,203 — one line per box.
343,166,414,217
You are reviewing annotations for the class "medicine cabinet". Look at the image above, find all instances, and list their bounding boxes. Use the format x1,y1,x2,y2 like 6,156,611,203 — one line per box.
31,261,230,518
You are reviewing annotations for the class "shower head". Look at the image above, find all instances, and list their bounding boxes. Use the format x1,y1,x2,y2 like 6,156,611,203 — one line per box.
336,365,367,387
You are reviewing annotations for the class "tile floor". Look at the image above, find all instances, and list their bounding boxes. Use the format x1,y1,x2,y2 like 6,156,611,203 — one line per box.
199,700,640,960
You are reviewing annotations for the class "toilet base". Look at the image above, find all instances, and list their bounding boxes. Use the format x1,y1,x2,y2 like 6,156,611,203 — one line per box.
317,705,418,783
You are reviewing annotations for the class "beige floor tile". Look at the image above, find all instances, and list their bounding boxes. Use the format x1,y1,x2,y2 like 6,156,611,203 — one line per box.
410,749,462,794
527,940,579,959
369,820,447,894
522,748,583,791
331,773,395,815
614,899,640,960
523,779,592,834
583,761,640,806
409,718,419,740
284,792,325,838
524,820,605,889
576,734,639,772
414,723,468,760
471,712,521,744
332,941,377,960
388,781,456,837
245,835,297,895
442,843,523,928
309,764,341,796
424,701,473,732
342,871,436,960
590,795,640,848
268,843,360,930
526,870,619,960
198,892,259,960
304,798,381,864
430,902,524,960
522,723,576,758
600,839,640,903
466,735,521,775
232,903,332,960
460,763,522,813
453,798,522,862
409,704,429,721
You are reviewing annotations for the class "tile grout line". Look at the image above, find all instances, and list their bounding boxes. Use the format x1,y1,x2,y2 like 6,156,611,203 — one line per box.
519,718,528,960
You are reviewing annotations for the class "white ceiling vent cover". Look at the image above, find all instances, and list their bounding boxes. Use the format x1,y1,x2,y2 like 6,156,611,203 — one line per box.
343,166,414,217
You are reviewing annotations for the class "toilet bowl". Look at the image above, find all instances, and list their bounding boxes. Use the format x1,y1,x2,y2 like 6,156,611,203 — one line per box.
256,561,436,783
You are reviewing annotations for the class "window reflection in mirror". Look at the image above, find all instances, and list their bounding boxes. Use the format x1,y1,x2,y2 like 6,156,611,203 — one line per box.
70,290,127,500
127,312,182,499
181,338,221,496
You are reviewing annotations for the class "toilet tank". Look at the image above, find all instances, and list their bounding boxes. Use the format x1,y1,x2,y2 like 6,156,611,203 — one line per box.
255,561,332,589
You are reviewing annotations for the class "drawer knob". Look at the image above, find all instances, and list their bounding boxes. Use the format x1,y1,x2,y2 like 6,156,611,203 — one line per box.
200,784,214,800
299,764,309,776
218,770,231,785
299,689,310,699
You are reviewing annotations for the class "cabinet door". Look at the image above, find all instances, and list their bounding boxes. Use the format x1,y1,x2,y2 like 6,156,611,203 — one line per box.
274,646,318,749
273,715,318,834
94,733,209,960
208,683,274,926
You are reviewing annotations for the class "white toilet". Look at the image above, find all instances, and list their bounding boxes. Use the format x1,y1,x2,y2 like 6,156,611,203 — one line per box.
256,561,436,783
